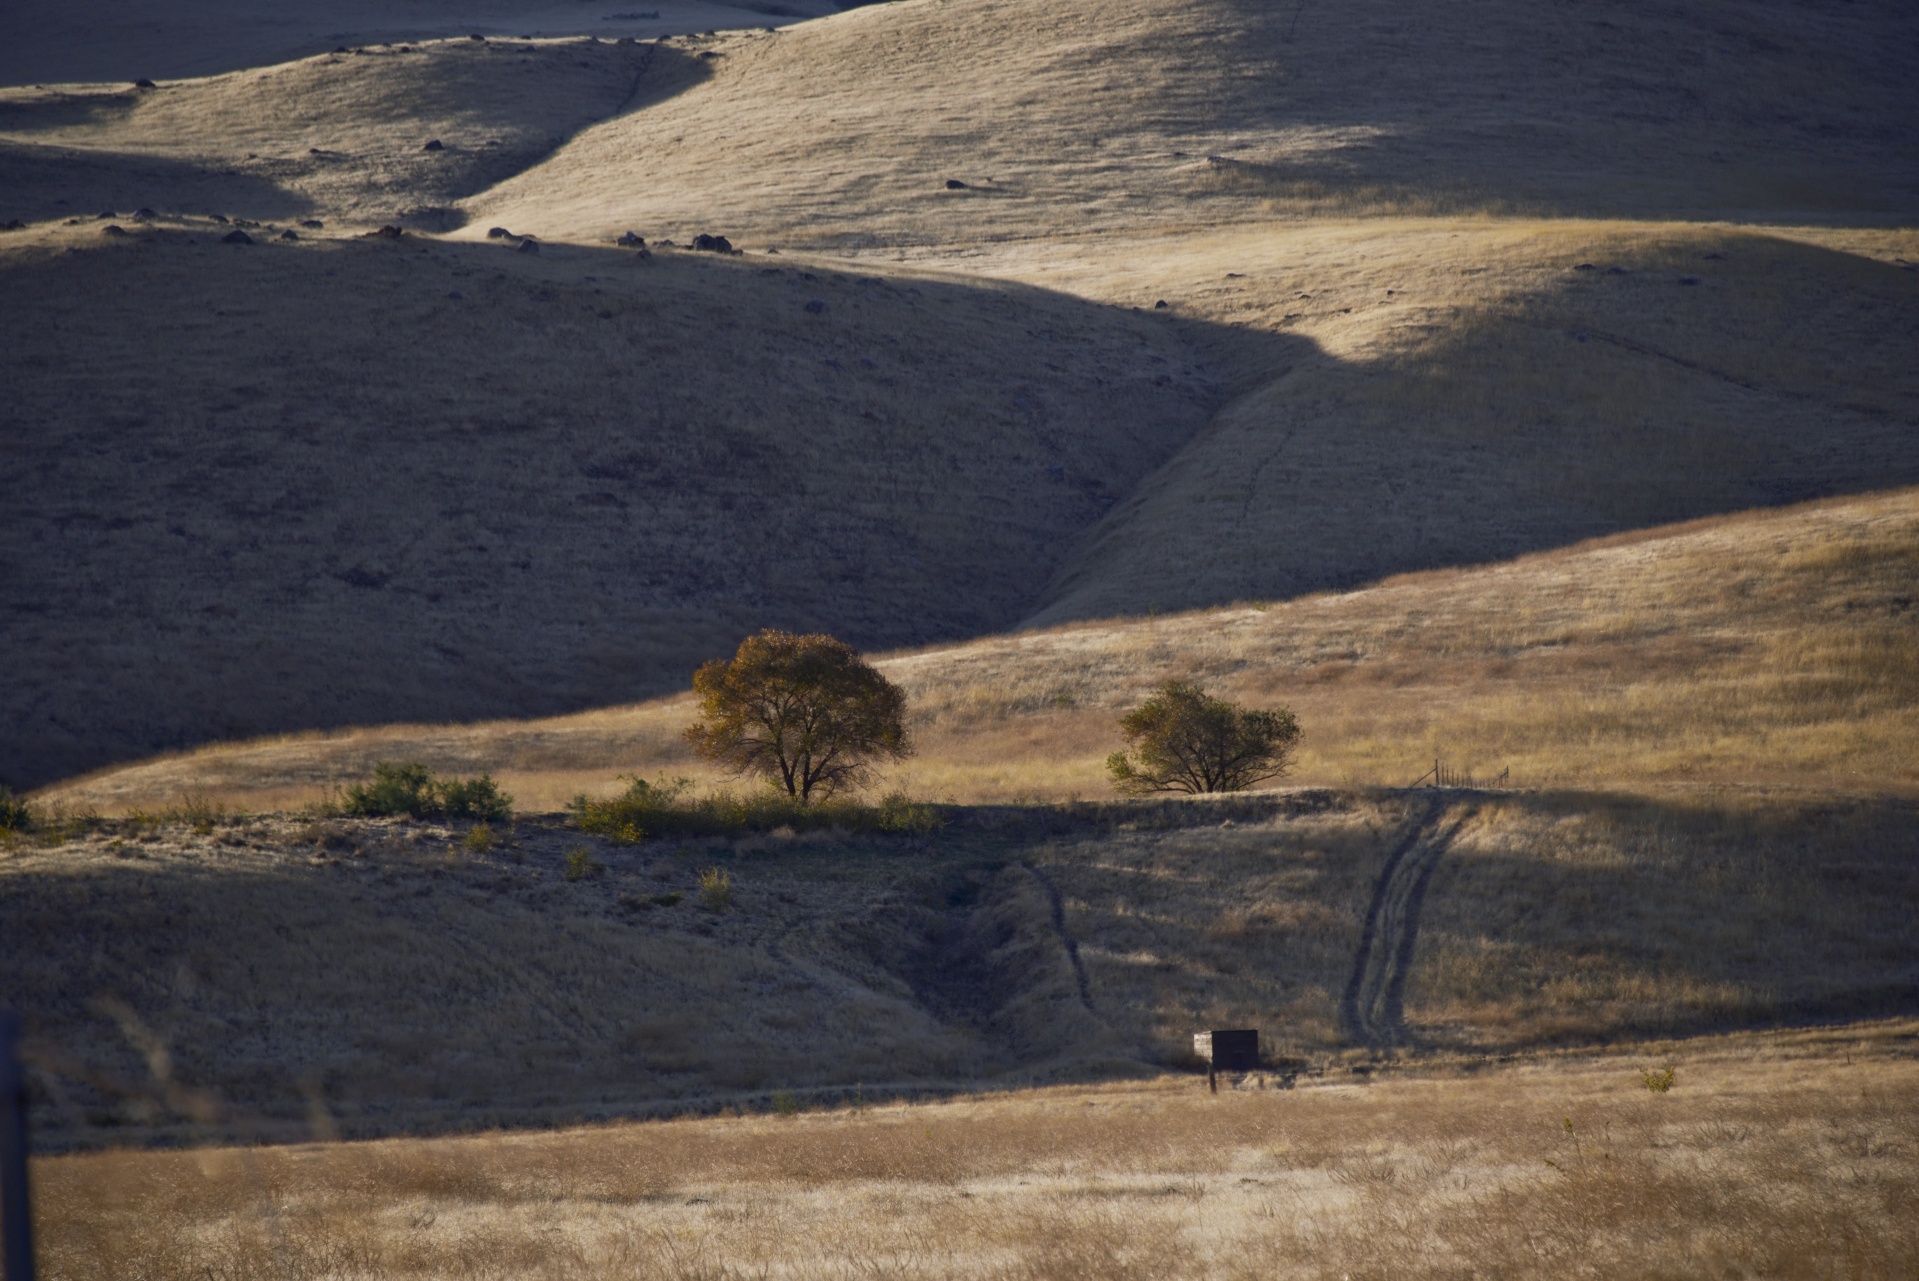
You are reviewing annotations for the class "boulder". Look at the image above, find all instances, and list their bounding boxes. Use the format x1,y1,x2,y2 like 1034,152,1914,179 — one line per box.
423,139,445,152
222,229,253,244
516,238,540,254
617,231,646,247
486,227,514,239
945,179,968,190
692,233,733,253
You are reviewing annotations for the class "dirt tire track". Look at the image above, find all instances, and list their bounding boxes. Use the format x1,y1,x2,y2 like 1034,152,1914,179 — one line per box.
1340,799,1472,1047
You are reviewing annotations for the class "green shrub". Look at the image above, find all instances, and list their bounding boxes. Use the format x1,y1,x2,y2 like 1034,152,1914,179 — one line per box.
0,786,32,833
569,776,942,843
1641,1065,1677,1094
344,762,512,821
698,866,733,912
438,775,513,822
564,847,604,882
463,823,496,854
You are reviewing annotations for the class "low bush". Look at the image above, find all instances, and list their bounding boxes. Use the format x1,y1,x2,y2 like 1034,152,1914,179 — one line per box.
569,776,940,843
564,847,604,882
344,762,512,821
0,786,32,833
698,866,733,912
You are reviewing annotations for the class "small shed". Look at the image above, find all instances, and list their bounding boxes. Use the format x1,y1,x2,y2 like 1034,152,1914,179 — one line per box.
1193,1028,1259,1092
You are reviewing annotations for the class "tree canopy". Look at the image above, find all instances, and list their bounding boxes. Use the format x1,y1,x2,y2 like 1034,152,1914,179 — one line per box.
684,630,911,802
1106,681,1300,795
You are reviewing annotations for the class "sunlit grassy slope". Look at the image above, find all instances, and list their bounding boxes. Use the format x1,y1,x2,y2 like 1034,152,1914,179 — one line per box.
469,0,1919,246
45,489,1918,813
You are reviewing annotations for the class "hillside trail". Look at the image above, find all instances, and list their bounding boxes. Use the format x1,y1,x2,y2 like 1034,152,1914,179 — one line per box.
1340,797,1475,1049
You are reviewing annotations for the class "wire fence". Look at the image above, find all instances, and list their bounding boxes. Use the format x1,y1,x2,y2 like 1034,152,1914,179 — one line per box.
1407,758,1510,790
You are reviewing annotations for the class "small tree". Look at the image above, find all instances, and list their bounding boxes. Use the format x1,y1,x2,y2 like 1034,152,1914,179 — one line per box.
1106,681,1300,795
684,630,910,802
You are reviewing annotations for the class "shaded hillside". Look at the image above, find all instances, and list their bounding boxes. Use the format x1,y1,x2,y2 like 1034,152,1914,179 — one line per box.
469,0,1919,247
0,226,1216,789
5,790,1914,1150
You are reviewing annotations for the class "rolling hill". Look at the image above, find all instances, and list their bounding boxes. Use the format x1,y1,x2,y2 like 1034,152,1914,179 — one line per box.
4,0,1917,805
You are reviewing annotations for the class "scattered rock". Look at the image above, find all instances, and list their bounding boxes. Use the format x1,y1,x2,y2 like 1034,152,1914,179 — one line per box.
1154,299,1169,309
209,213,228,223
1606,266,1627,275
469,34,485,41
335,46,349,53
102,225,127,236
944,179,968,190
133,207,155,221
300,219,324,229
698,50,722,59
804,299,827,314
132,78,156,89
96,211,117,220
279,229,299,241
0,220,23,231
692,233,734,253
486,227,514,239
1574,262,1596,271
1704,252,1726,261
222,229,253,244
657,240,678,248
516,238,540,254
423,139,444,151
617,231,646,247
368,225,405,239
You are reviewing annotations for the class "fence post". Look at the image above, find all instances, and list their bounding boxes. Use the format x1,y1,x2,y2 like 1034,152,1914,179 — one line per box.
1,1011,33,1281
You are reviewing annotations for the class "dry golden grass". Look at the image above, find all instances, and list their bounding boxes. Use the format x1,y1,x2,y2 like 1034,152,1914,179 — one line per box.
33,1022,1919,1280
46,487,1918,813
470,0,1919,246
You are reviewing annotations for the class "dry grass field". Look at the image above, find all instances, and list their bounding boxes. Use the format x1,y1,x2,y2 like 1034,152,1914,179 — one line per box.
31,1022,1919,1280
5,0,1918,1273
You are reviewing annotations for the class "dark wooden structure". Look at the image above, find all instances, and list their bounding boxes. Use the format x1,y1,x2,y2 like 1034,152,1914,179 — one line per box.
2,1012,33,1281
1193,1028,1259,1093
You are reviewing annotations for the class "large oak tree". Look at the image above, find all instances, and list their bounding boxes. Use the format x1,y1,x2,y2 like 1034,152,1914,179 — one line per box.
685,630,910,802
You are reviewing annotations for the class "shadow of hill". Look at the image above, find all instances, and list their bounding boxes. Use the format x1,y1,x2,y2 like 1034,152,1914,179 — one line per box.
0,141,318,225
0,228,1239,790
